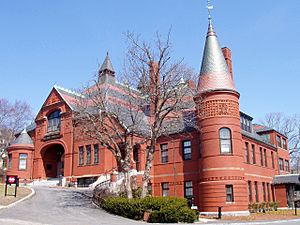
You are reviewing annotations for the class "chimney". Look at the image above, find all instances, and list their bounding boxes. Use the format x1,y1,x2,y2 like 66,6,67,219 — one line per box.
148,61,160,117
222,47,233,80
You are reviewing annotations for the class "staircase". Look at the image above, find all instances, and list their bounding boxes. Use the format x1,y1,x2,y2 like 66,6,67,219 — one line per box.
29,178,61,187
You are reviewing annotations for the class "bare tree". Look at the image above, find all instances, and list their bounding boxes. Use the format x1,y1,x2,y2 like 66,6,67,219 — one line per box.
0,98,34,150
262,112,300,172
124,31,197,197
75,31,197,198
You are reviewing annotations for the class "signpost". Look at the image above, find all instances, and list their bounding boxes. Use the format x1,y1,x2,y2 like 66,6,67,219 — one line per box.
295,200,300,215
4,175,19,197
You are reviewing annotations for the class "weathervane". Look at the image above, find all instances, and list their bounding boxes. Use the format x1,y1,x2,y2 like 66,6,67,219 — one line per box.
207,0,214,22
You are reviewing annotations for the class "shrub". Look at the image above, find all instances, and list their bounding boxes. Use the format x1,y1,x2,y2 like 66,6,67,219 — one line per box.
99,196,197,223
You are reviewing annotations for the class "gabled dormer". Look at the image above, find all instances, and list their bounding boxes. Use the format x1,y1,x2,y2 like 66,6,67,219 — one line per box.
35,85,81,141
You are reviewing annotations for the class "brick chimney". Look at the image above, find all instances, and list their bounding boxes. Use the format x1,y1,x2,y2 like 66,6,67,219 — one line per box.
148,61,160,117
222,47,233,80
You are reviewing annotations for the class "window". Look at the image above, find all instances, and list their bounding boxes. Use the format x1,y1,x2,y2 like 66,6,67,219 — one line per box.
79,146,84,165
271,152,275,169
285,160,290,172
264,149,267,167
279,158,284,171
18,153,28,170
240,116,252,132
47,110,61,132
133,145,140,171
261,134,271,143
8,154,12,169
283,139,287,150
262,182,266,202
248,181,252,203
161,144,168,163
220,128,232,154
252,144,256,164
245,142,250,163
267,183,271,202
94,144,99,164
255,182,259,202
226,185,234,202
276,135,282,148
162,182,169,197
184,181,193,198
260,147,263,166
182,140,192,160
86,145,91,164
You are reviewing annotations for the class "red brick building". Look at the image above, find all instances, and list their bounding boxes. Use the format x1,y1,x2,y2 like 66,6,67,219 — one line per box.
6,16,295,215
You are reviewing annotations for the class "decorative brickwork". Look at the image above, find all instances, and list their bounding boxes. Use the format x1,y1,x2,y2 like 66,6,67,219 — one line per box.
200,176,245,183
198,99,240,120
44,90,62,106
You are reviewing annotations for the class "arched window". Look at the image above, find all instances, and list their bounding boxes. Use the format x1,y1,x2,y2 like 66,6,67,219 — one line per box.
47,110,61,132
219,128,232,153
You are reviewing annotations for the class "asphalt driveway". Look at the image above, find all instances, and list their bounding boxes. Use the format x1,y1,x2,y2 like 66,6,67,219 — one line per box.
0,187,143,225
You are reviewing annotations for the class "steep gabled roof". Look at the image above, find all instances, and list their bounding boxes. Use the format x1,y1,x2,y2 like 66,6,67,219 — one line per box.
54,85,83,110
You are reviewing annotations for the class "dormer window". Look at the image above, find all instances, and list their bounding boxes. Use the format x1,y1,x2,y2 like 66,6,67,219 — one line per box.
240,112,253,133
47,110,61,133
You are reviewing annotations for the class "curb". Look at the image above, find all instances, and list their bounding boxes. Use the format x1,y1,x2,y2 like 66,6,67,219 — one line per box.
0,187,35,209
199,218,300,225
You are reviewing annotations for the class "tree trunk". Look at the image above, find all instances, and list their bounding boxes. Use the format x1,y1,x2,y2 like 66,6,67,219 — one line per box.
124,167,133,199
141,146,155,198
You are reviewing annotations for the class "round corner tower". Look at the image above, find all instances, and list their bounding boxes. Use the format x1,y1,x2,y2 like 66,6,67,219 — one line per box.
194,19,248,215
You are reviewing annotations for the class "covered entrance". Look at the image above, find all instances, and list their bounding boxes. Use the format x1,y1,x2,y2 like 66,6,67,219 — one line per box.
273,174,300,208
42,144,65,178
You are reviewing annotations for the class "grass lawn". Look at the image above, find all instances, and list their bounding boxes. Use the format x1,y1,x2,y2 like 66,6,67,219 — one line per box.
216,210,300,221
0,184,32,206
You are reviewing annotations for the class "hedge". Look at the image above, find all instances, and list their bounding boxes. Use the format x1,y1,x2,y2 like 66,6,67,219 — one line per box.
99,196,197,223
248,202,278,213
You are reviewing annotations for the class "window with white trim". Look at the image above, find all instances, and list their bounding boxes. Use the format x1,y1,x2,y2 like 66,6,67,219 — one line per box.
19,153,28,170
226,185,234,202
47,110,61,132
220,128,232,154
161,144,168,163
182,140,192,160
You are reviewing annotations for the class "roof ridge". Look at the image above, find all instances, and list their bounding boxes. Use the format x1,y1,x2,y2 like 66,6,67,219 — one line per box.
54,84,84,98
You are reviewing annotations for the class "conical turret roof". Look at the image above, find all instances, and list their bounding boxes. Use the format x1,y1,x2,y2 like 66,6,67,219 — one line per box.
197,20,236,94
99,52,115,73
11,129,33,146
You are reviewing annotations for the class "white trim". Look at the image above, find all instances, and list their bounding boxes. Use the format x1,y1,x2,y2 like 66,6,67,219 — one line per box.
200,210,250,217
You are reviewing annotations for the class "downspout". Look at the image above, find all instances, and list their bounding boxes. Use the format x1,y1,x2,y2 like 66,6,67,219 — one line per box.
71,119,75,183
173,138,176,196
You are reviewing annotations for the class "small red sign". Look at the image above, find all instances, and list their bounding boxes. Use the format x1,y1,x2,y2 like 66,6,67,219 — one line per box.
7,175,18,184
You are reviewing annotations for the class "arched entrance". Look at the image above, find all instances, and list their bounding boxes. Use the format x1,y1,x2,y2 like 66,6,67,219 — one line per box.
42,144,65,178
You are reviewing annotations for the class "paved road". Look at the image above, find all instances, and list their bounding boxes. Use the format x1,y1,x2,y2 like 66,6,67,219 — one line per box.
0,187,300,225
0,187,143,225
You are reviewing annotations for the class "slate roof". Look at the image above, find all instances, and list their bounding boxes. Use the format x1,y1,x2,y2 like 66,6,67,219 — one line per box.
197,19,236,94
11,129,33,145
54,85,83,110
99,52,115,72
241,129,276,149
253,124,274,133
253,124,288,139
273,174,300,185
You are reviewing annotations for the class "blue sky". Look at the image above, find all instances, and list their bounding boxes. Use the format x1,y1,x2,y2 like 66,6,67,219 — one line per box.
0,1,299,122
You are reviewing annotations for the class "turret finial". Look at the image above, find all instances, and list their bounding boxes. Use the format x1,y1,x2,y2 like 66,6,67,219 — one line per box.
207,0,214,27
